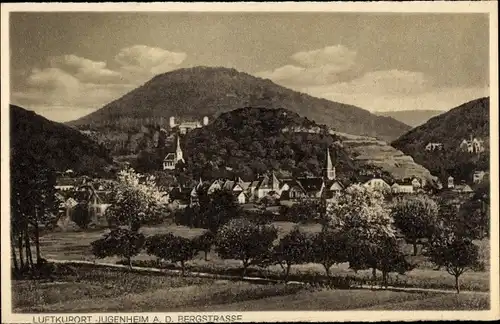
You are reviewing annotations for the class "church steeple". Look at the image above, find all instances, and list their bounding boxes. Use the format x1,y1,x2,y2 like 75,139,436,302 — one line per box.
325,146,336,180
176,135,184,163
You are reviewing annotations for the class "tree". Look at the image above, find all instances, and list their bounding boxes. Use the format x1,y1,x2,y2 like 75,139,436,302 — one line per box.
201,190,242,233
91,227,145,269
192,231,215,261
215,219,278,277
105,168,166,230
391,195,439,255
272,227,313,281
311,229,348,277
426,231,481,293
145,233,195,276
11,148,57,274
280,200,322,224
325,184,396,280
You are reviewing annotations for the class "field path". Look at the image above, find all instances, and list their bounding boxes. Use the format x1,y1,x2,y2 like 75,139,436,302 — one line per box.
48,259,489,296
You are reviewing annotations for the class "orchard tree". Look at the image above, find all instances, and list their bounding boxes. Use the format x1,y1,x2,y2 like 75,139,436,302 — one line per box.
145,233,195,276
105,168,166,230
311,229,349,278
391,195,439,255
201,189,242,233
192,231,215,261
215,219,278,277
273,226,313,281
91,227,145,269
325,184,396,280
426,231,481,293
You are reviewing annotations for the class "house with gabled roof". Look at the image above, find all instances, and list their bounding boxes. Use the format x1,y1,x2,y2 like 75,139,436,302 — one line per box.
296,177,325,198
256,172,280,199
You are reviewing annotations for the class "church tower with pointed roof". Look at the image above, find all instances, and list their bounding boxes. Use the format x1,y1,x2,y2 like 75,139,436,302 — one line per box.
324,146,336,180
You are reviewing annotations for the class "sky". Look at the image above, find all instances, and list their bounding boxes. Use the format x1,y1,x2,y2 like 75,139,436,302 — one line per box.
9,12,490,122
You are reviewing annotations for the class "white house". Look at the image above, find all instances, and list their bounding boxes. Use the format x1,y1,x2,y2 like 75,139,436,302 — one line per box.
363,178,391,191
391,183,414,194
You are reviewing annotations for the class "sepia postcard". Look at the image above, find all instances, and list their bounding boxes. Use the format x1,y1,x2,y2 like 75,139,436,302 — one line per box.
1,2,499,323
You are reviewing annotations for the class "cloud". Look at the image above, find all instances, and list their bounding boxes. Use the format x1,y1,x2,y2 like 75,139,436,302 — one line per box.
257,45,360,87
304,70,433,97
48,54,124,84
115,45,187,75
291,45,357,69
305,83,489,113
13,45,188,122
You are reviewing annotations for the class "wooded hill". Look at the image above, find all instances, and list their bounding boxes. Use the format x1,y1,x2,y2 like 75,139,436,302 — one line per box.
10,105,115,177
67,66,410,142
136,107,394,183
391,97,490,183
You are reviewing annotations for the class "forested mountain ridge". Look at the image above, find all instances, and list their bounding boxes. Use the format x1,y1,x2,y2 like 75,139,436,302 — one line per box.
391,97,489,182
135,107,432,185
67,66,410,142
10,105,115,177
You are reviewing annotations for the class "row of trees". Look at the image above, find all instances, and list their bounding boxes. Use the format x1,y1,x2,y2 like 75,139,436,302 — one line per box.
11,149,58,276
90,179,483,293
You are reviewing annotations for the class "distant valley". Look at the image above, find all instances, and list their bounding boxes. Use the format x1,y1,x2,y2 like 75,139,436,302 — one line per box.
377,110,445,128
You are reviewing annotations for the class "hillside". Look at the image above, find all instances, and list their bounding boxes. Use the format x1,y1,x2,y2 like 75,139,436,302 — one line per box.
391,97,489,183
334,132,438,183
131,107,437,186
67,66,410,142
377,110,444,128
10,105,115,177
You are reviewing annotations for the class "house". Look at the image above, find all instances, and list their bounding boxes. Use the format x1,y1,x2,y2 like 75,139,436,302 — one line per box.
391,183,414,194
425,143,443,151
163,136,185,170
411,178,421,189
55,177,87,191
280,180,307,201
168,186,192,208
473,171,487,184
207,179,224,195
452,184,474,194
234,191,247,204
447,176,454,189
460,137,485,154
363,178,391,192
248,180,261,200
296,177,325,198
256,172,280,199
169,116,209,134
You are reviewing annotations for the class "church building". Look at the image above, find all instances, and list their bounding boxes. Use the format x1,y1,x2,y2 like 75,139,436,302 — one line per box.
163,135,185,170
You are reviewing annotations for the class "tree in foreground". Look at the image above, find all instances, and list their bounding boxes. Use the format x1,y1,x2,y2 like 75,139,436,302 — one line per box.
325,184,396,280
391,195,439,255
145,233,195,276
105,167,166,230
426,230,481,293
215,218,278,277
192,231,215,261
273,226,313,281
311,229,348,278
91,227,145,269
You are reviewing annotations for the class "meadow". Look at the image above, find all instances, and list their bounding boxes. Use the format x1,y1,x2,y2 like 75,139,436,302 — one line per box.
34,221,491,293
11,265,489,312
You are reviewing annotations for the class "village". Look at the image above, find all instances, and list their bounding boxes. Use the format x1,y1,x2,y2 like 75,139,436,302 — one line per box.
53,120,489,230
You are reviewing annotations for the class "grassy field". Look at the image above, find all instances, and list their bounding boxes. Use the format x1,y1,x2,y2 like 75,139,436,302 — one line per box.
36,222,490,292
11,265,489,312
